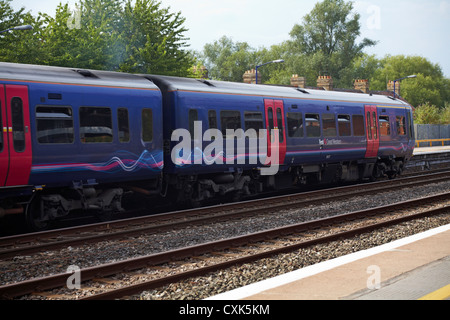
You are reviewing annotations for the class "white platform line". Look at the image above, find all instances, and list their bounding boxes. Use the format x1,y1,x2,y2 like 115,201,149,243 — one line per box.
205,224,450,300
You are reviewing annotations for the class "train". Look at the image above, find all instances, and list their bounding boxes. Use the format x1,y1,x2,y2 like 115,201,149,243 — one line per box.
0,62,415,230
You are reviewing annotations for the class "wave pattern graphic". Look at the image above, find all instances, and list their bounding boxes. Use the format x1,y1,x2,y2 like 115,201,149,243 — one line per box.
173,147,264,167
32,150,163,174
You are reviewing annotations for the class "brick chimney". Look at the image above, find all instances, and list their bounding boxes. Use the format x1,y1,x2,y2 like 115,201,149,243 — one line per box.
387,80,400,96
354,79,370,93
243,69,261,84
317,75,333,91
291,74,306,88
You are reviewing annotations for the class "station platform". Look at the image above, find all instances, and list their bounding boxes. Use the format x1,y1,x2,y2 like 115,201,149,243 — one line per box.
207,224,450,300
414,145,450,155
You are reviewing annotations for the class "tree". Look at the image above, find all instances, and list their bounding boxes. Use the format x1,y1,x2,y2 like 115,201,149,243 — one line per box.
40,1,124,70
441,103,450,125
288,0,376,86
339,54,381,88
370,55,449,108
0,0,45,65
198,0,379,87
0,0,194,76
200,36,257,82
120,0,193,76
414,103,441,124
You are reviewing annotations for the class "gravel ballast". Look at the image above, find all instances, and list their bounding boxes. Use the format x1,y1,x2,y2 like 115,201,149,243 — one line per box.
0,180,449,299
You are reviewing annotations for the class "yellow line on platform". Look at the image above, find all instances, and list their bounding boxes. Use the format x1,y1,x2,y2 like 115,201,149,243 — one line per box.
418,284,450,300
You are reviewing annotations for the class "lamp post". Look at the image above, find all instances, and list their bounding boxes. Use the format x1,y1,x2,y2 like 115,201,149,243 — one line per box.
0,25,33,34
255,59,284,84
393,75,416,98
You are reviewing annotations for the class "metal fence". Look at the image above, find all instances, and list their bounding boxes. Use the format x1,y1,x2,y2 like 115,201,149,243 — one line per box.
415,124,450,147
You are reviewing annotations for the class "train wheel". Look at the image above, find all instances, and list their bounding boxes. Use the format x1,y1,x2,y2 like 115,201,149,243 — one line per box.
25,194,49,231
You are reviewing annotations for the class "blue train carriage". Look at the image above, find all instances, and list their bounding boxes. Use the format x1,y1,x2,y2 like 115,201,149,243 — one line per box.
148,75,289,204
0,62,163,229
148,75,414,205
283,89,415,183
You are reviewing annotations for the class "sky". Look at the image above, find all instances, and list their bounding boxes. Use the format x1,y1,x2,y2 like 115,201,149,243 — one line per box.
11,0,450,77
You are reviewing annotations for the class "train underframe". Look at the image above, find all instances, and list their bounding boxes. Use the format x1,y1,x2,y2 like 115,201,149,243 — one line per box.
0,156,406,231
170,156,406,206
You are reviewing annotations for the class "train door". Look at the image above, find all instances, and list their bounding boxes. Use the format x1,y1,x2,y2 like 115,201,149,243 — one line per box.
0,84,32,186
364,105,379,158
264,99,286,165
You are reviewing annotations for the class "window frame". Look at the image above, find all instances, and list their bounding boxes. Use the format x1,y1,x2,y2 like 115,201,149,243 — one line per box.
36,105,74,145
352,115,365,137
79,106,113,144
188,109,198,137
11,97,26,152
244,111,264,132
379,115,391,137
305,113,321,138
338,114,351,137
287,112,304,138
322,113,337,137
396,115,406,136
220,110,242,137
142,108,153,143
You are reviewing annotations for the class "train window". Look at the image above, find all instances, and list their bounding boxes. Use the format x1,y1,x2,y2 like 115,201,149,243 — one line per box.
208,110,217,129
11,97,25,152
305,114,321,137
366,112,372,139
352,115,365,136
220,110,241,136
287,113,303,138
36,106,74,144
379,116,390,136
408,110,414,139
338,115,351,137
188,109,198,137
118,108,130,143
372,112,378,139
396,116,406,135
322,113,337,137
80,107,113,143
266,108,275,142
244,111,264,131
142,108,153,142
267,108,274,128
276,108,284,143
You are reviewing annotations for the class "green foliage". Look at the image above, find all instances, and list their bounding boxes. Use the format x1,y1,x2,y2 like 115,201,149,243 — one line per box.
0,0,46,64
414,103,441,124
196,0,449,114
120,0,192,75
200,36,258,82
199,0,377,88
0,0,194,76
288,0,376,87
289,0,376,56
1,0,449,117
414,102,450,125
440,102,450,125
368,55,449,108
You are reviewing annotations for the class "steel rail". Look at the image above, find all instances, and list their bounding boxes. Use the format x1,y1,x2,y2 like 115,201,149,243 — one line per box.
0,191,448,300
1,171,449,259
83,203,450,300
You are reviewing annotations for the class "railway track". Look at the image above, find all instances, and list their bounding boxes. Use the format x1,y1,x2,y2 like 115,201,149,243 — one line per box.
0,170,449,259
0,187,449,299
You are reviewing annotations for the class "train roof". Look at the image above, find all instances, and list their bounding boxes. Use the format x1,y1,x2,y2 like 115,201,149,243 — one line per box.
147,75,411,108
0,62,158,90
